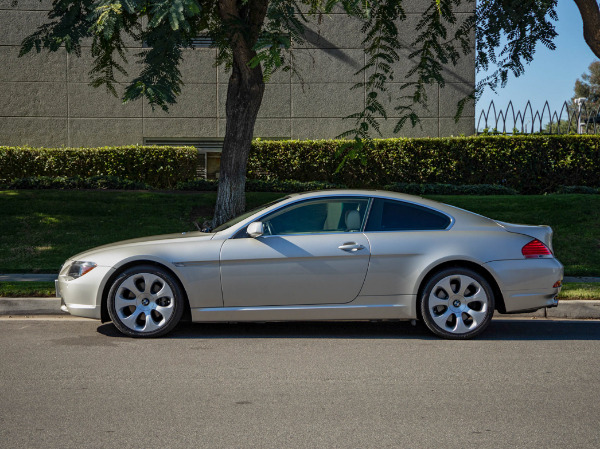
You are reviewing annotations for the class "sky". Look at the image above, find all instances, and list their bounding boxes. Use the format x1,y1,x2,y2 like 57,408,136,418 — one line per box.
476,0,598,129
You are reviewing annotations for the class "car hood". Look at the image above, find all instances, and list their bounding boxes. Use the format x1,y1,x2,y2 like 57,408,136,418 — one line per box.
68,232,215,262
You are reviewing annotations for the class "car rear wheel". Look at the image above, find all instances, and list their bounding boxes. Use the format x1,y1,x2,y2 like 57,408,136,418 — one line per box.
420,268,494,339
107,265,184,338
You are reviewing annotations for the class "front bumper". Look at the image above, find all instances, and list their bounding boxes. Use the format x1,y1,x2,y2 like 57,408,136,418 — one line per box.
56,265,114,319
485,258,563,313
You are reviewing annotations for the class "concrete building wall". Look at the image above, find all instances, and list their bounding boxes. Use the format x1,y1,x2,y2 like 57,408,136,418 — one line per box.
0,1,475,148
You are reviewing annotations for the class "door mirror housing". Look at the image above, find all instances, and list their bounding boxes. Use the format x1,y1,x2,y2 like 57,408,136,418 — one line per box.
247,221,264,238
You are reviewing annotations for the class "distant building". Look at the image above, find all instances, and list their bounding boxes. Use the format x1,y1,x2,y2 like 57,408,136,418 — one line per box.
0,1,474,177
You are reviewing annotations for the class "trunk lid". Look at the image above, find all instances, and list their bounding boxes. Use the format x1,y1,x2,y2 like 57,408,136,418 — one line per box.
495,221,554,252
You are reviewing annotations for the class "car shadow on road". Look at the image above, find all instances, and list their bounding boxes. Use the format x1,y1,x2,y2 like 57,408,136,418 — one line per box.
96,318,600,341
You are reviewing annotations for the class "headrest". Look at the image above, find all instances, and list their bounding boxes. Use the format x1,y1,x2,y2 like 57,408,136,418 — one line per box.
345,210,361,231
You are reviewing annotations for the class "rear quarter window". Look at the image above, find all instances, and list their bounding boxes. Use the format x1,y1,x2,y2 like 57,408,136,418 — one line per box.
365,198,451,231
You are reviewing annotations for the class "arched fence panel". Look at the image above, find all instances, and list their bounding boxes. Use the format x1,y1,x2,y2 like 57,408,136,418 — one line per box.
476,100,600,135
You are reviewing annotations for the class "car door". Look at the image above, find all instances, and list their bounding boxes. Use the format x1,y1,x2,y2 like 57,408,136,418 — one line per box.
220,196,371,307
360,197,453,296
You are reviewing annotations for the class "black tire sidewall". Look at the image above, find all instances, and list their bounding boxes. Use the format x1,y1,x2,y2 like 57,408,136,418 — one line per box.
420,267,495,340
107,265,184,338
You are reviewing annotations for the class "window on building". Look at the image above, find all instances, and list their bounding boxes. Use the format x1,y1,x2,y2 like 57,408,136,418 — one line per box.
143,139,222,179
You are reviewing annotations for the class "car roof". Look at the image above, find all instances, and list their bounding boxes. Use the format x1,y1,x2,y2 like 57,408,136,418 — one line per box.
283,189,496,227
214,189,498,239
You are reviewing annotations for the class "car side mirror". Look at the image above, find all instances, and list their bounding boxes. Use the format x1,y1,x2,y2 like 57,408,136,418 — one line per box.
247,221,264,238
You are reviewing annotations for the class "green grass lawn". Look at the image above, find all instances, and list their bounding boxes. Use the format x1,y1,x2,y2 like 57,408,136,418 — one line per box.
0,282,56,297
558,283,600,300
0,190,282,273
0,190,598,276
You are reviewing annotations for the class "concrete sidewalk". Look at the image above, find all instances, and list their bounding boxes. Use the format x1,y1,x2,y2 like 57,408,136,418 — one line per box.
1,297,600,319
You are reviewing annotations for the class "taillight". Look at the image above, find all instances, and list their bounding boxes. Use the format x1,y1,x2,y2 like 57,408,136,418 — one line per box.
522,239,552,258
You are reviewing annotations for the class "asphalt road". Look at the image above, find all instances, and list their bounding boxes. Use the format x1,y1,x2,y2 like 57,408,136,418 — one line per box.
1,318,599,449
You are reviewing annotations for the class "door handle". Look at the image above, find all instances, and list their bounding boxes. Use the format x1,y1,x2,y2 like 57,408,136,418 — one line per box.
338,242,365,252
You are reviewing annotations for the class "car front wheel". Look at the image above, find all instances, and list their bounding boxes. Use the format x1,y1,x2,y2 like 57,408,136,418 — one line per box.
420,268,495,339
107,265,184,338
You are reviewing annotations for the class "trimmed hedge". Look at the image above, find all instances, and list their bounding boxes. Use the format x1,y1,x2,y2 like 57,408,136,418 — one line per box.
384,183,518,195
0,145,198,189
3,136,599,194
555,185,600,194
176,179,344,192
247,135,600,193
2,175,597,195
3,175,152,190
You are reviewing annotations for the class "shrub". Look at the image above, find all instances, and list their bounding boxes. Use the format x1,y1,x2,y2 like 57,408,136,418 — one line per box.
175,178,344,192
248,135,600,194
555,185,599,194
175,179,219,191
0,145,198,189
3,176,152,190
384,183,518,195
245,179,345,192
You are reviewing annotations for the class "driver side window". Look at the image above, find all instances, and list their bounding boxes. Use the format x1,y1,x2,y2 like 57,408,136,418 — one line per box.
260,197,369,236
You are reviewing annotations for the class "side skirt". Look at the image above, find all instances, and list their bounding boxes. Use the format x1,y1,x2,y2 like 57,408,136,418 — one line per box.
190,302,414,323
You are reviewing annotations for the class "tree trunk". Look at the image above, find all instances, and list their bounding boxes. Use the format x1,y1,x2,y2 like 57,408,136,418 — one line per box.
574,0,600,59
212,60,265,227
213,0,268,227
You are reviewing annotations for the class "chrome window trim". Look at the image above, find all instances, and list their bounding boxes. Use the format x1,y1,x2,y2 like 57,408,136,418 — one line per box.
253,231,367,239
230,195,372,239
222,192,455,239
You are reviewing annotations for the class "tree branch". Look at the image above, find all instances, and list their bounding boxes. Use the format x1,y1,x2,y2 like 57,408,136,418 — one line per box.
217,0,269,70
573,0,600,59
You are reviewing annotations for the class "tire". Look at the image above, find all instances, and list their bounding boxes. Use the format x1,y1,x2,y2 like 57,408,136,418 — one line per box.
420,267,495,340
107,265,185,338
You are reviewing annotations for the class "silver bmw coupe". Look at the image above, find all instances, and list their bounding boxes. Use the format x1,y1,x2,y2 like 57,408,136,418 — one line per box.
56,190,563,339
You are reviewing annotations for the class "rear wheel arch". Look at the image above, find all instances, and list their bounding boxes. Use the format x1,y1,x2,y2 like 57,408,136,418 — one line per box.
416,260,506,319
101,260,191,324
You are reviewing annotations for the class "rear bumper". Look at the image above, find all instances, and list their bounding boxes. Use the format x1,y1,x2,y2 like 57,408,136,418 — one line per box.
485,258,563,313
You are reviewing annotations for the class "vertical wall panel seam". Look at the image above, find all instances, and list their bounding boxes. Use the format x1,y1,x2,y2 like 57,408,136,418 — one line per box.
289,48,293,139
66,49,70,146
289,48,292,139
215,49,219,138
142,55,145,139
438,84,441,137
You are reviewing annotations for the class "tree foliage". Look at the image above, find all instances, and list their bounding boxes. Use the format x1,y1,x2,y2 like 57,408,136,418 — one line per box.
19,0,566,224
543,60,600,134
476,0,557,97
20,0,563,136
574,60,600,114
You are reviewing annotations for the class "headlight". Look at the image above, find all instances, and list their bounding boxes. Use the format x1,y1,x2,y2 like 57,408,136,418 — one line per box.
67,261,97,280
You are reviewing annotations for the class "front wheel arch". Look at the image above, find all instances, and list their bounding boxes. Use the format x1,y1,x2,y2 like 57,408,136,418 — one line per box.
101,260,191,324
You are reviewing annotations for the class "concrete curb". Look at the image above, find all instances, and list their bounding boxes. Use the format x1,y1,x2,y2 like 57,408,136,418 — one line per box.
1,297,600,319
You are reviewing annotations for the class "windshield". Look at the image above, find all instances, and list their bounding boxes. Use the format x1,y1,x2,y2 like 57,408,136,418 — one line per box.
212,196,290,233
